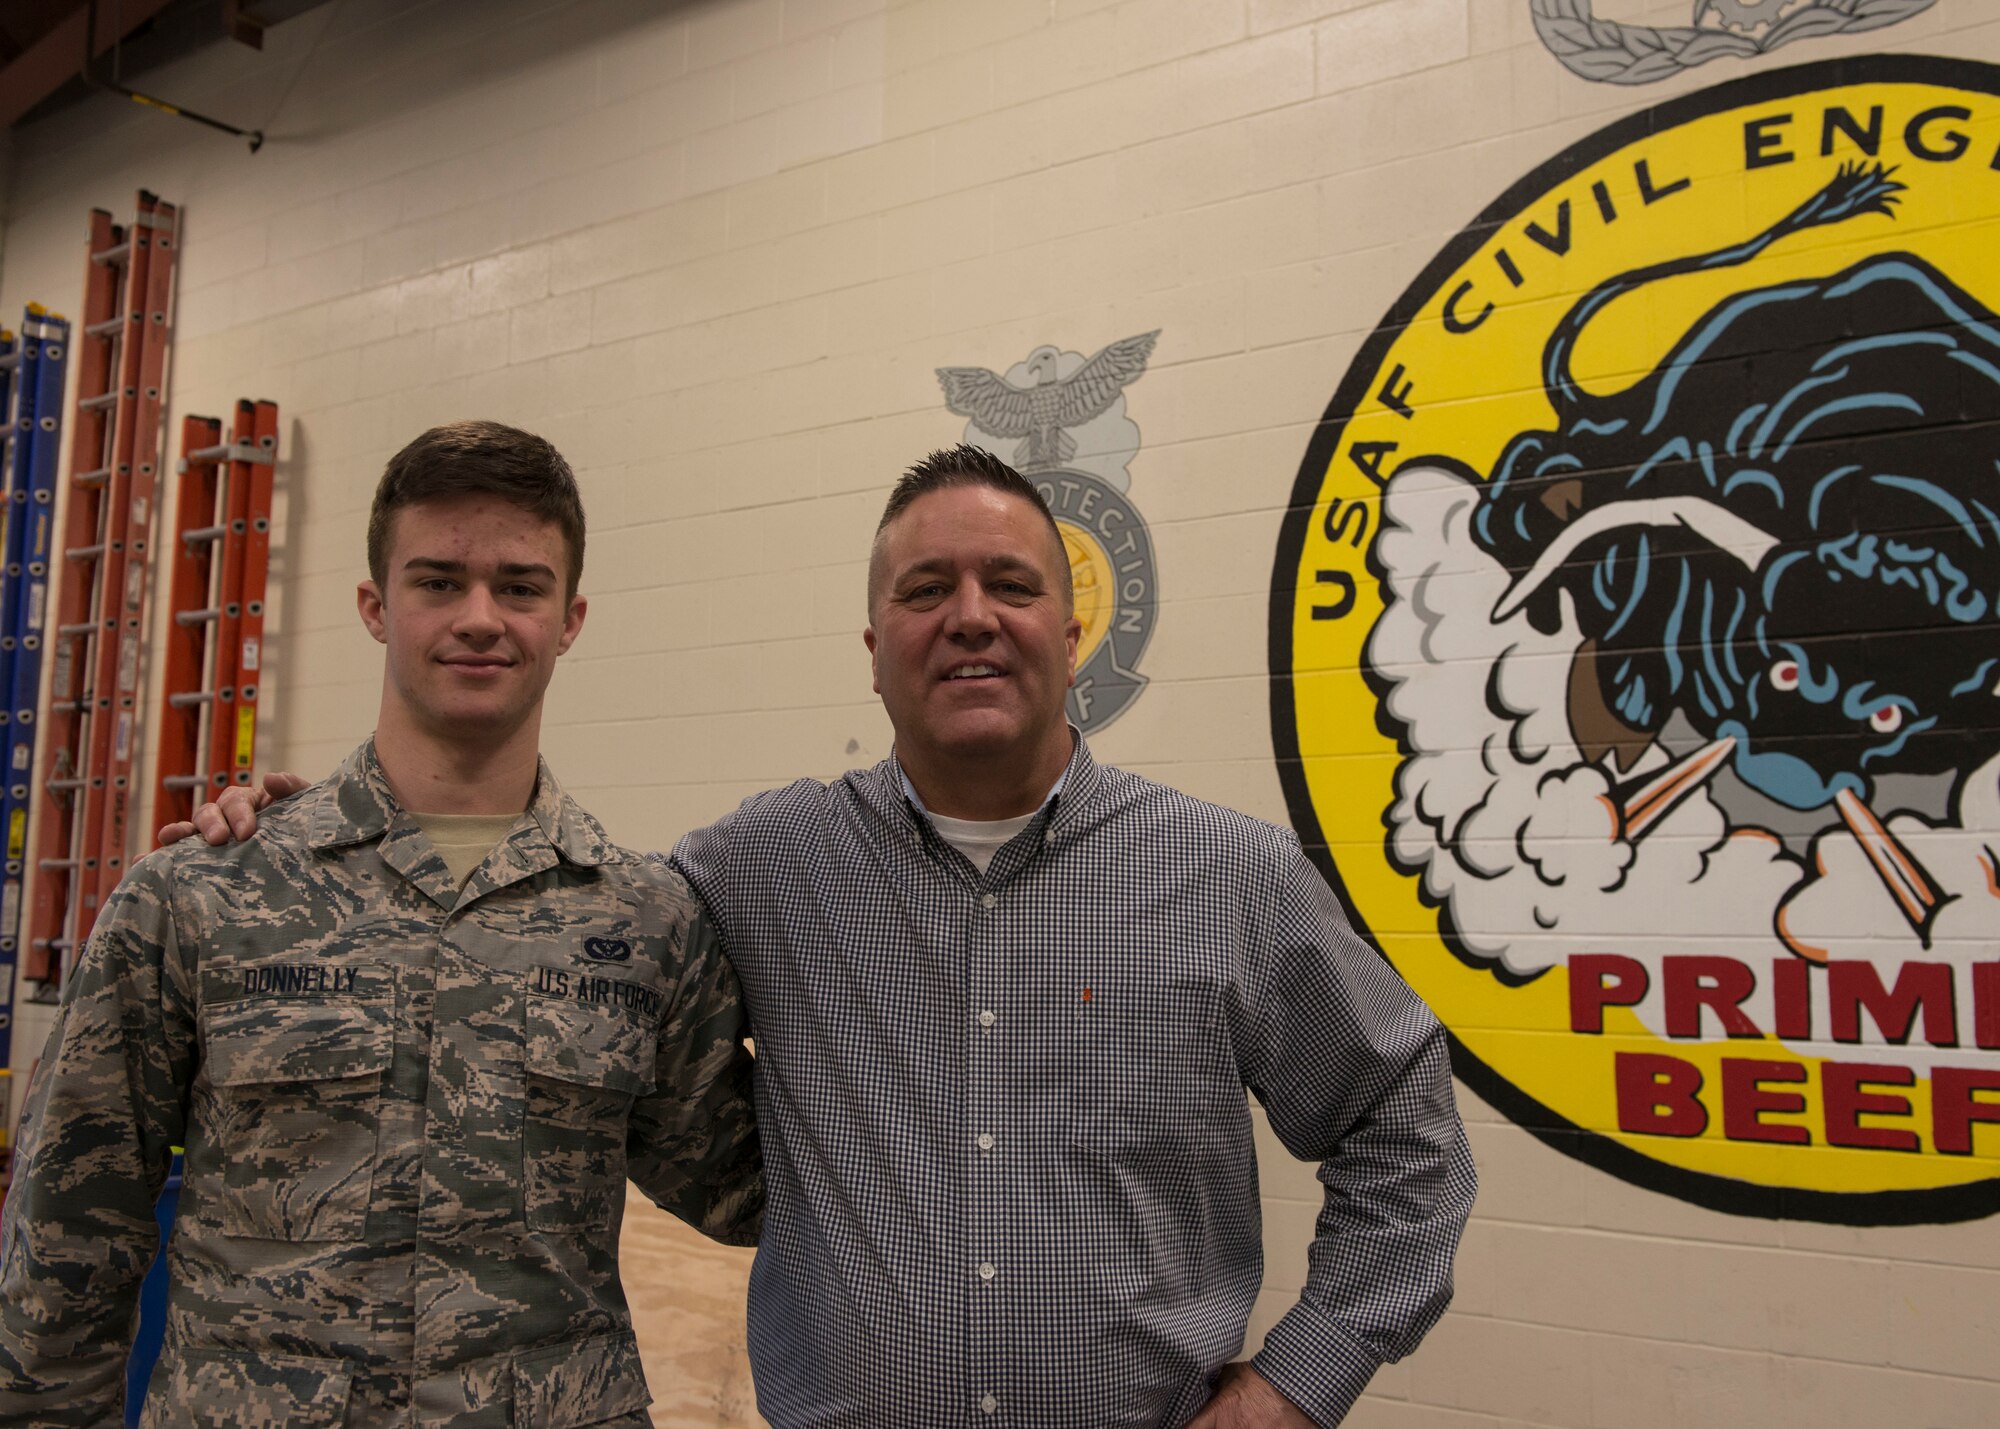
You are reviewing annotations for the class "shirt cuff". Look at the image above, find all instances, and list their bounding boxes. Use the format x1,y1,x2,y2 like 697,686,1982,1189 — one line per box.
1250,1298,1384,1428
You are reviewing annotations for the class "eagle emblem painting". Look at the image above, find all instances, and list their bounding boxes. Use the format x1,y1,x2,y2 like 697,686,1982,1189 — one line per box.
1273,58,2000,1223
938,332,1160,733
1531,0,1937,85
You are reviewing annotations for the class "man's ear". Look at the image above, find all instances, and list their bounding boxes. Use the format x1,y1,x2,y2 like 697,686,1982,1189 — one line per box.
557,593,588,656
357,580,388,643
863,625,880,695
1064,613,1082,688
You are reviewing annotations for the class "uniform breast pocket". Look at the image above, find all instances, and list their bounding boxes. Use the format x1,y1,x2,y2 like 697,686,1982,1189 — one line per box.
523,981,660,1234
199,979,392,1243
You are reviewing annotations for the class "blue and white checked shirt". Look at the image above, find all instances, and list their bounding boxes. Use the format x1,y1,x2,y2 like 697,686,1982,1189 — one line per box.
669,735,1475,1428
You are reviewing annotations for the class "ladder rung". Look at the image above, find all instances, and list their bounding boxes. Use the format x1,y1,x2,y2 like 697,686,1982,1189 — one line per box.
38,856,79,869
168,690,216,708
30,938,72,953
181,525,226,545
184,441,274,467
44,777,85,791
77,391,118,412
161,774,209,789
51,700,78,713
57,622,96,637
73,467,110,487
66,543,105,562
0,354,17,371
176,607,220,626
85,315,127,338
92,242,131,266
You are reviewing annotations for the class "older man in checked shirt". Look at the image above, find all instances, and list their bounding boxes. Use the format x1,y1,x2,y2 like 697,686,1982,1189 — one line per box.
182,443,1475,1428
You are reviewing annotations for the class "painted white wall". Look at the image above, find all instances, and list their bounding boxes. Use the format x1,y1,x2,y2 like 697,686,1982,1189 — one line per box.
3,2,1996,1425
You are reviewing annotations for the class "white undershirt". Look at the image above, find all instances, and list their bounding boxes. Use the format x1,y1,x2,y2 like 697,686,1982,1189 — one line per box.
925,810,1037,874
899,761,1067,874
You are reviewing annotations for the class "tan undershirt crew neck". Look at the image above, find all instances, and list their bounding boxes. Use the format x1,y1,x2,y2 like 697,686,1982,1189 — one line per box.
409,811,525,886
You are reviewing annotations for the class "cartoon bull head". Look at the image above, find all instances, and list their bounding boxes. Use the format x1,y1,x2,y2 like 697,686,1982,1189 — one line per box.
1471,162,2000,935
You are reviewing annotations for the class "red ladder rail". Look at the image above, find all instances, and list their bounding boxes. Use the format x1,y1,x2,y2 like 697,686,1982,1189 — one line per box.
202,405,251,793
151,414,221,835
26,192,177,987
219,400,276,786
26,207,124,987
90,195,178,909
70,192,156,930
151,399,277,838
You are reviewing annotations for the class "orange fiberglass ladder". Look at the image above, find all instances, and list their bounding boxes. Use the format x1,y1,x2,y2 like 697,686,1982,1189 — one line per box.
26,193,179,992
152,401,278,836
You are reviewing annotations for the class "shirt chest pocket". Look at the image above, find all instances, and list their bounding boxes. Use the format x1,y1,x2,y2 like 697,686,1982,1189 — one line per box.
199,970,392,1243
1069,972,1227,1157
523,978,660,1234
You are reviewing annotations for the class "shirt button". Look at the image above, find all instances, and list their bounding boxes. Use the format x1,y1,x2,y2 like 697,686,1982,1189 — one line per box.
977,1261,996,1281
980,892,998,910
978,1009,996,1029
980,1394,999,1414
976,1132,995,1152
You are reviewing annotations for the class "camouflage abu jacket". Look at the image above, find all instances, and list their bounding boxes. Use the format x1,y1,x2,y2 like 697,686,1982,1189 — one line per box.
0,741,762,1428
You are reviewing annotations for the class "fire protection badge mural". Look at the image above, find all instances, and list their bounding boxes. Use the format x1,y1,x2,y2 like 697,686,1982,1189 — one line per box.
940,331,1159,733
1271,57,2000,1223
1531,0,1936,86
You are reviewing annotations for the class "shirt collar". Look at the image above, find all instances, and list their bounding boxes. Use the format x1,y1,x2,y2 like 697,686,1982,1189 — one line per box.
306,737,611,868
886,724,1098,831
897,765,1067,822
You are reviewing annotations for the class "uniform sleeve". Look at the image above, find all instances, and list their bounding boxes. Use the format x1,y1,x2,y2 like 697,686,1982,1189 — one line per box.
0,859,196,1425
1239,845,1477,1427
626,907,763,1247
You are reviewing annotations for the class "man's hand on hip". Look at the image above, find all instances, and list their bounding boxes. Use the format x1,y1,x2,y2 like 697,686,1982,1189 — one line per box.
1185,1364,1319,1429
156,770,308,846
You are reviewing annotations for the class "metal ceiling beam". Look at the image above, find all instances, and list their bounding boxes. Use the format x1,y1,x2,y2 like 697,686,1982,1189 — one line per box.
0,0,179,129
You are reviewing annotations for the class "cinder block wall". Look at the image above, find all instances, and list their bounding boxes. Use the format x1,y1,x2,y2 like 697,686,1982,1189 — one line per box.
3,2,1995,1426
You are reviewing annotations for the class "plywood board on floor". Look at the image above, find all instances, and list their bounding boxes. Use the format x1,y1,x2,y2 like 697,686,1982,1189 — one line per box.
621,1193,764,1428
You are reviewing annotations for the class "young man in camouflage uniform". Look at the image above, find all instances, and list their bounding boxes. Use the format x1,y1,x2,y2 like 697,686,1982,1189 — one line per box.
0,421,761,1427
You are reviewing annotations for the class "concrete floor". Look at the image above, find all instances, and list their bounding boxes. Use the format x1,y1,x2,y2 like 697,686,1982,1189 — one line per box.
621,1194,764,1428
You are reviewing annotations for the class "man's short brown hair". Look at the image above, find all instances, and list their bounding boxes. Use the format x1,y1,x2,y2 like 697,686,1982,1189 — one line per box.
869,444,1072,610
367,420,585,596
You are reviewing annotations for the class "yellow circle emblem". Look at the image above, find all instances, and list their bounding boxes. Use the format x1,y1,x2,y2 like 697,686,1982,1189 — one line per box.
1062,522,1116,669
1273,58,2000,1222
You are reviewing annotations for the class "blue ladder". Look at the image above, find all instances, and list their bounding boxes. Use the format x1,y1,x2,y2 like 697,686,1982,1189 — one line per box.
0,306,68,1061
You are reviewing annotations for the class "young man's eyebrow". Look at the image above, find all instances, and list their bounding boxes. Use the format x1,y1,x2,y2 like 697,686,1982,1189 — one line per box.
400,557,558,580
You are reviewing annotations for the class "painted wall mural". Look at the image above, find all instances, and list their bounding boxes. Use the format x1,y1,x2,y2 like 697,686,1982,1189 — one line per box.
939,332,1160,732
1532,0,1937,85
1271,57,2000,1223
